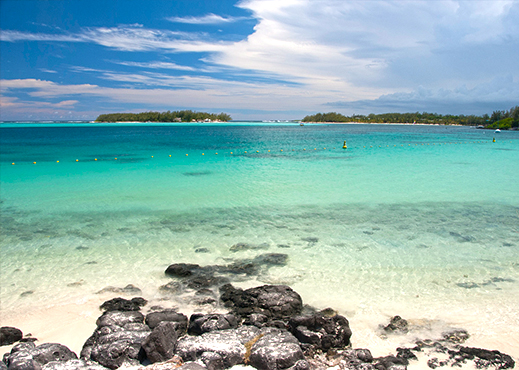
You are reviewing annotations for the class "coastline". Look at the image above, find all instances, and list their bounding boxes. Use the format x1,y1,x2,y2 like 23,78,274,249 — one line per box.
1,278,518,369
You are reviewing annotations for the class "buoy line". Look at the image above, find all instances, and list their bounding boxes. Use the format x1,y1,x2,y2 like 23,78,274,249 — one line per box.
7,139,508,165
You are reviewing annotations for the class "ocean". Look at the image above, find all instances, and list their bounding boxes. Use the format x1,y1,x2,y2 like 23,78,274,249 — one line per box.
1,122,518,358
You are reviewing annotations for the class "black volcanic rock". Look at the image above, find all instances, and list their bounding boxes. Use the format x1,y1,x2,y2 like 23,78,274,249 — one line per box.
187,313,239,335
0,327,23,346
141,322,178,364
5,343,77,370
288,313,352,351
99,297,147,312
145,310,188,335
220,284,303,320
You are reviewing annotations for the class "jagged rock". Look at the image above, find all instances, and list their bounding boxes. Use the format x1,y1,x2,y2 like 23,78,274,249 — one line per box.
99,297,147,312
41,359,108,370
141,322,178,364
248,328,309,370
288,313,352,350
0,327,23,346
383,316,408,334
81,309,151,369
175,326,261,368
145,310,188,335
5,343,77,370
188,314,239,335
220,284,303,320
88,330,150,369
165,264,200,278
0,360,7,370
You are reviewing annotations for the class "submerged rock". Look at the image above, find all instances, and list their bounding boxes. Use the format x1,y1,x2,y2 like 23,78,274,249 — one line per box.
383,316,408,334
165,264,201,278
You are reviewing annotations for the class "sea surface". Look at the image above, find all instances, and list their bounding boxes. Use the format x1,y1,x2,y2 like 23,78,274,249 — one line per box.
1,122,518,357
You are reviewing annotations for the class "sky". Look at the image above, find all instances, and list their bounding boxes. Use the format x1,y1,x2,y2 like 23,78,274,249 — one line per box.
1,0,518,121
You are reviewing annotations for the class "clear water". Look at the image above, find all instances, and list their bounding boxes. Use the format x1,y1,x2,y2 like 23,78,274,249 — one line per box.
1,123,518,356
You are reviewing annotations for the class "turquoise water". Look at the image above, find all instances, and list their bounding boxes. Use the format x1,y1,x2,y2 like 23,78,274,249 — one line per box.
1,123,519,354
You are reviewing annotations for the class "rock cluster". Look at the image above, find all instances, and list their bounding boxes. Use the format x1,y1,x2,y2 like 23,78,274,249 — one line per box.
1,261,516,370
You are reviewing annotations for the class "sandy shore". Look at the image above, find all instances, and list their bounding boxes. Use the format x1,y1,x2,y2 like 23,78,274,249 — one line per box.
2,291,518,365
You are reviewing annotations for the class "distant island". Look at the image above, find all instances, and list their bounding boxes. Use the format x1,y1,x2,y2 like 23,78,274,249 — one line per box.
95,110,231,123
302,106,519,129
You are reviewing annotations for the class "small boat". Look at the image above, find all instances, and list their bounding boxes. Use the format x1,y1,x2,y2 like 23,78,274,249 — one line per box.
300,123,304,126
495,129,501,133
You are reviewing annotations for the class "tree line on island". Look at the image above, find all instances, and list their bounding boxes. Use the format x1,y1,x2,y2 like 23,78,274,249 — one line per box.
95,110,232,123
302,105,519,129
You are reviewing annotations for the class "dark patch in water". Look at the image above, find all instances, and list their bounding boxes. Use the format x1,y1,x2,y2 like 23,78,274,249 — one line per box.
76,246,89,250
449,231,476,242
195,248,210,253
301,237,318,243
183,171,213,177
277,244,291,248
85,261,97,265
230,242,270,252
489,277,515,283
456,282,479,289
20,290,34,297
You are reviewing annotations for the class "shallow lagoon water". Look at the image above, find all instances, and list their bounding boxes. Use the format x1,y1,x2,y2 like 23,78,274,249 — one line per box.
1,123,518,358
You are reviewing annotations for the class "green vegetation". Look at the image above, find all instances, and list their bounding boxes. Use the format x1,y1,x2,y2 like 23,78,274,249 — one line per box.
302,106,519,129
95,110,231,123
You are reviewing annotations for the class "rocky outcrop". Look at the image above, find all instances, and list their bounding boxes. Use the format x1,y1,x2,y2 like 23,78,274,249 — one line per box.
3,283,516,370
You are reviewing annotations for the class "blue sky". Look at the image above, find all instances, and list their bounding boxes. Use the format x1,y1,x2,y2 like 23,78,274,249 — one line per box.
1,0,518,121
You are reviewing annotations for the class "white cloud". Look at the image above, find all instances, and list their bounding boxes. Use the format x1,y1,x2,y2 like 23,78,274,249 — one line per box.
166,13,249,24
111,61,196,71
